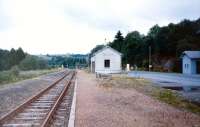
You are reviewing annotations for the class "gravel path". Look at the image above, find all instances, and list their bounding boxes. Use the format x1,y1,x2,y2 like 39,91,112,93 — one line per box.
75,70,200,127
0,70,66,117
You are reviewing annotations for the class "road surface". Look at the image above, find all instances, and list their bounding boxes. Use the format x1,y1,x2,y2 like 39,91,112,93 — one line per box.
128,71,200,86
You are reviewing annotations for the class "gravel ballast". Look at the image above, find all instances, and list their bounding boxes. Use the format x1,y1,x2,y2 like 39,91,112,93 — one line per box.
0,70,66,117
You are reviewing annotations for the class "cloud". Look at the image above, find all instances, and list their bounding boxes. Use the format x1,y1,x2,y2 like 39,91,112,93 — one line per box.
0,0,200,54
61,0,200,33
64,7,129,31
130,0,200,22
0,15,10,31
0,1,11,31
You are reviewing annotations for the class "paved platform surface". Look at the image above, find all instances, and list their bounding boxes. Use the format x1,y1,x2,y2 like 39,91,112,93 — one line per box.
75,71,200,127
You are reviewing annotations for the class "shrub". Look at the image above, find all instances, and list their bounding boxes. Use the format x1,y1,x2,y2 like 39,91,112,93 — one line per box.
0,71,10,83
19,55,49,70
10,65,20,76
19,55,38,70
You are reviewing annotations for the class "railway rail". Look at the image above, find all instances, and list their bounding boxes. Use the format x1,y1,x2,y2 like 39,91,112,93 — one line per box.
0,70,76,127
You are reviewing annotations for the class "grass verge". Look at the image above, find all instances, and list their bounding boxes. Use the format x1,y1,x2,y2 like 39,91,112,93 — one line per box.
0,69,60,86
100,76,200,115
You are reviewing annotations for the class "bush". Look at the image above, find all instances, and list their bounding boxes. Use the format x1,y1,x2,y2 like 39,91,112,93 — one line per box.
11,65,20,76
0,71,10,83
37,58,48,69
19,55,49,70
19,55,38,70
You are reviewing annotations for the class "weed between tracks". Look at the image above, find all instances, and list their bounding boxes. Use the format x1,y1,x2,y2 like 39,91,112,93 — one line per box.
99,76,200,115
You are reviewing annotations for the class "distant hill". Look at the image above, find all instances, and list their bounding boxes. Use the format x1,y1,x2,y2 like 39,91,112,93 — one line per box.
37,54,89,69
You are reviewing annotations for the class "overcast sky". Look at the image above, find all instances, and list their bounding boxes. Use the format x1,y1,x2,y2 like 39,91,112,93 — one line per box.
0,0,200,54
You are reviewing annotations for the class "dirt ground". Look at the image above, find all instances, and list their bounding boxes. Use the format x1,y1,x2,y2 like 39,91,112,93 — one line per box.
75,70,200,127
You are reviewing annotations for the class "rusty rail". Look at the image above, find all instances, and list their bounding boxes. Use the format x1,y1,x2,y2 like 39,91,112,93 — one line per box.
41,71,75,127
0,70,70,125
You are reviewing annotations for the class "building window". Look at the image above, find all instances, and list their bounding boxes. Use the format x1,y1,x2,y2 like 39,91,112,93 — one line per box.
185,64,189,69
104,59,110,68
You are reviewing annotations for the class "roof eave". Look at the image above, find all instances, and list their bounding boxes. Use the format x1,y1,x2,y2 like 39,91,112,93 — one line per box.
93,46,122,56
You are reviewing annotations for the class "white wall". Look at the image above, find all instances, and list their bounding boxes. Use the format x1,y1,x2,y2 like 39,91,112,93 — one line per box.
182,55,197,74
191,59,197,74
92,48,121,74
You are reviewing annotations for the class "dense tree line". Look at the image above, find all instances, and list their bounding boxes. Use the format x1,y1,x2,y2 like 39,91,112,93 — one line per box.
0,47,88,71
19,55,48,70
91,18,200,72
0,48,26,70
48,54,88,68
0,48,48,71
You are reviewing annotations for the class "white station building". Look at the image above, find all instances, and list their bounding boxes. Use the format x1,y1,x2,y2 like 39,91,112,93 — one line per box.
91,46,122,74
181,51,200,74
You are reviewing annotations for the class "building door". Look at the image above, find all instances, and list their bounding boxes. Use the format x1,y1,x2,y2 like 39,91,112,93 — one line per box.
92,61,95,73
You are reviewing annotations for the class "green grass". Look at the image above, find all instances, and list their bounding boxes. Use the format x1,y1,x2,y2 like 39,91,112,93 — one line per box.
154,89,200,114
100,76,200,115
0,69,60,86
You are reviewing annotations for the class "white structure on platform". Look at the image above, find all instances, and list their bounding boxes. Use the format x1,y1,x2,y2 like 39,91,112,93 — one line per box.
91,46,122,74
181,51,200,74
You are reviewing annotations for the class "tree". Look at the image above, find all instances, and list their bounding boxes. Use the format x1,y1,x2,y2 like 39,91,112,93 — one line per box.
9,48,17,67
176,38,196,55
37,58,48,69
91,17,200,72
19,55,38,70
109,30,124,52
20,55,49,70
123,31,144,65
7,48,26,69
90,45,104,56
16,47,26,64
148,24,161,38
0,49,10,70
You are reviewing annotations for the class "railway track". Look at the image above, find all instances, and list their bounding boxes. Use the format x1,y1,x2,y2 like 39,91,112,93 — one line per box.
0,70,76,127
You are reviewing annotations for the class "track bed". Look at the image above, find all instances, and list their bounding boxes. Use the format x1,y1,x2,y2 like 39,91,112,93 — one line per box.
0,70,76,127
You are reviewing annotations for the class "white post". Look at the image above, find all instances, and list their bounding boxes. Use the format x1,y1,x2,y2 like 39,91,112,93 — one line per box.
149,46,152,71
126,64,130,72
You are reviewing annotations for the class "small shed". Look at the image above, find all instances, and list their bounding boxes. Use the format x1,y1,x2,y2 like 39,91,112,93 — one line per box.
181,51,200,74
91,46,122,74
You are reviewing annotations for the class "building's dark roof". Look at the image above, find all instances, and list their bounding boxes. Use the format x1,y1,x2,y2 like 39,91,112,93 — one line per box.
182,51,200,59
